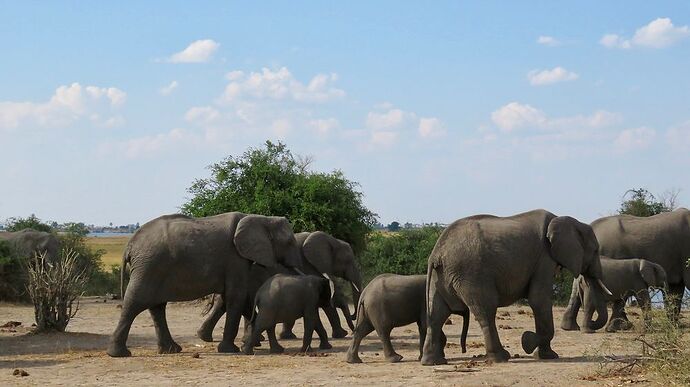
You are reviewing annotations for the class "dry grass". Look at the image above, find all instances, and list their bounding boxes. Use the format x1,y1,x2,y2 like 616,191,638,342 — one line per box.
85,236,130,270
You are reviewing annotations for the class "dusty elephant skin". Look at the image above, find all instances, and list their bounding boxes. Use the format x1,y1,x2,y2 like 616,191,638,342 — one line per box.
591,208,690,320
346,274,469,364
421,209,611,365
0,229,60,261
107,212,303,357
561,257,667,333
241,274,333,354
197,231,362,342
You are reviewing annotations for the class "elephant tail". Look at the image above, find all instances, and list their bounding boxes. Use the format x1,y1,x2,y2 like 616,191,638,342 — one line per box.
460,310,469,353
425,262,433,323
120,244,132,300
353,292,366,330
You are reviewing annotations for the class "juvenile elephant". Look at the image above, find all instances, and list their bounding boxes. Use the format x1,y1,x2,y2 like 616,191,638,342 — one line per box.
242,274,334,354
0,229,60,300
346,274,469,364
591,208,690,320
107,212,302,357
197,231,362,341
561,257,667,332
421,209,611,365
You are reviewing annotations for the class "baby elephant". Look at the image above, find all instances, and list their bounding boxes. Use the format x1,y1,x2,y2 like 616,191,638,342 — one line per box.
242,274,334,354
561,257,667,333
346,274,469,364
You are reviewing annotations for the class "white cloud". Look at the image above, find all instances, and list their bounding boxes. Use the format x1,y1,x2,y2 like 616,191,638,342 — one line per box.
309,118,339,136
537,36,561,47
219,67,345,104
159,81,178,96
528,67,579,86
168,39,219,63
119,128,200,159
0,83,126,130
366,108,416,130
418,117,446,138
184,106,219,125
666,121,690,151
600,18,689,49
271,119,292,138
614,127,656,152
491,102,620,133
370,131,398,148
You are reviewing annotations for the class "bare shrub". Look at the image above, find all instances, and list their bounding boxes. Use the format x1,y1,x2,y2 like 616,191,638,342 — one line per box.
26,249,89,332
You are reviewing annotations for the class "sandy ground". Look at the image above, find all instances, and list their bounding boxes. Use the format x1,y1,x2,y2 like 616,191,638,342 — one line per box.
0,299,659,386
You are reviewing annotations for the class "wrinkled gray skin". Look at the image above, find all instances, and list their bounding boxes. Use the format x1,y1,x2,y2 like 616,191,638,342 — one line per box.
591,208,690,320
197,231,362,341
346,274,469,364
421,209,609,365
0,229,60,260
107,212,302,357
241,274,333,354
562,257,668,333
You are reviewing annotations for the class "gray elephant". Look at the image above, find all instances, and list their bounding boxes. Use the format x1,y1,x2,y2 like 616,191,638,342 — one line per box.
421,209,611,365
346,274,469,364
197,231,362,341
561,257,667,333
107,212,302,357
591,208,690,320
0,229,60,300
241,273,333,354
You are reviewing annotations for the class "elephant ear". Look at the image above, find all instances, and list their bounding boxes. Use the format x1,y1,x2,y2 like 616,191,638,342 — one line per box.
547,216,584,277
302,232,335,273
234,215,277,268
639,260,664,288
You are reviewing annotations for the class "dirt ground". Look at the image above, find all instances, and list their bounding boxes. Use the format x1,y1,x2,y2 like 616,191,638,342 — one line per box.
0,299,659,386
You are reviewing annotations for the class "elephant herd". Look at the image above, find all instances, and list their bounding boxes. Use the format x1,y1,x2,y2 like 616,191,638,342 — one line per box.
3,207,689,368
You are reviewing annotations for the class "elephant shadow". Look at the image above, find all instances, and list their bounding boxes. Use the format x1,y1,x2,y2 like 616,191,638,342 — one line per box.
0,331,113,357
0,358,67,370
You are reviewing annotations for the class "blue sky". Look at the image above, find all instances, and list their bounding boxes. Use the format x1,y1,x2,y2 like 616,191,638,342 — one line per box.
1,1,689,226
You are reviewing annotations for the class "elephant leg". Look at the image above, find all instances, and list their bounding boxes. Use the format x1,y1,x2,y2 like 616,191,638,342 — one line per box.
242,313,267,355
149,303,181,354
421,268,452,366
218,284,247,354
107,297,148,357
322,304,348,338
473,304,509,362
300,311,317,353
665,284,684,323
346,317,374,363
197,294,226,342
267,326,284,354
280,320,298,340
376,326,402,363
524,285,557,360
314,315,332,350
417,321,426,361
606,299,630,332
560,280,582,331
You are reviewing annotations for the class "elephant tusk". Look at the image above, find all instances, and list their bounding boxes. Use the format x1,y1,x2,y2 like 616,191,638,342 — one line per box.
322,273,336,301
351,282,360,293
597,278,613,296
294,268,306,276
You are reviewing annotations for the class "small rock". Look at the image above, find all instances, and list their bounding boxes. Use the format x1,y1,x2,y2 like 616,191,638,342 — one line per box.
1,321,22,328
191,352,200,359
13,369,29,377
513,354,520,358
116,305,123,309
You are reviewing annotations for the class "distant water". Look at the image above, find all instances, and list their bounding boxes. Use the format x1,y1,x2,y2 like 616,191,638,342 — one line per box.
87,232,134,238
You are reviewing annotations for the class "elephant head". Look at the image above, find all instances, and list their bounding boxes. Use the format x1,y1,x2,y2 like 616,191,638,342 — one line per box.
547,216,610,331
301,232,363,312
234,215,302,270
639,260,667,289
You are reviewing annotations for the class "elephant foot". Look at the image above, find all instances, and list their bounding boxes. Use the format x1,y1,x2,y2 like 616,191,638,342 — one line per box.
485,348,511,363
196,328,214,342
269,345,285,354
521,331,539,354
385,353,403,363
218,340,240,353
581,326,596,334
158,341,182,354
346,352,363,364
332,328,348,339
535,347,559,360
279,331,298,340
560,319,580,331
420,353,447,366
107,344,132,358
319,341,333,350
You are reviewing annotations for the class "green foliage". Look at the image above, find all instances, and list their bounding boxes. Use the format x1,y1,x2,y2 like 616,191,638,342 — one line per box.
0,239,24,300
57,232,113,295
6,214,53,233
387,221,400,232
359,227,443,283
181,141,377,253
552,269,575,306
618,188,673,217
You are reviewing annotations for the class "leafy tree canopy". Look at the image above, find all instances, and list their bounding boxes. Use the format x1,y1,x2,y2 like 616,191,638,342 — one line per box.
181,141,377,253
6,214,53,233
618,188,676,217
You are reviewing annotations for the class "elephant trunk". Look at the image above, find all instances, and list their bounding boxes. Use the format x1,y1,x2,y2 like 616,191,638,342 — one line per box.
583,276,609,331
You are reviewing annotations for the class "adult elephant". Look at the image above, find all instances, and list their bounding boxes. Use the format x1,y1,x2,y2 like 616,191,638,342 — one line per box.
107,212,302,357
421,209,611,365
196,231,363,341
591,208,690,319
0,229,60,300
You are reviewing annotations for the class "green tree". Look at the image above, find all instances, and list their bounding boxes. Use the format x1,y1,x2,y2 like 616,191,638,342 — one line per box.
6,214,53,233
619,188,675,216
387,221,400,232
181,141,377,253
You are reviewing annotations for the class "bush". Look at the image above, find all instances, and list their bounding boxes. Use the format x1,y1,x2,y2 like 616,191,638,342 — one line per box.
636,304,690,385
26,249,89,332
57,232,111,295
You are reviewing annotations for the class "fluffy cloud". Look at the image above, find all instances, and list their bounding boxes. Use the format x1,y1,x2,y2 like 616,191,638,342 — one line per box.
184,106,219,125
418,117,446,138
537,36,561,46
527,67,578,86
159,81,178,96
168,39,219,63
370,131,398,148
366,108,417,130
614,127,656,152
309,118,339,136
364,106,445,149
0,83,126,130
491,102,620,133
219,67,345,104
600,18,689,49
